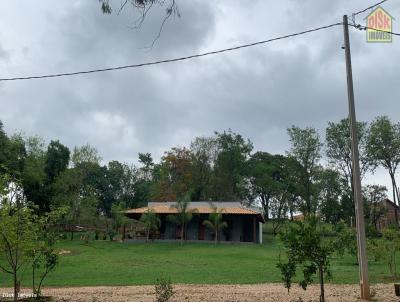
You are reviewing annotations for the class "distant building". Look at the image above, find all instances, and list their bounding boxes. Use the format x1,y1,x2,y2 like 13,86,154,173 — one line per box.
125,201,264,244
292,213,304,221
373,199,399,231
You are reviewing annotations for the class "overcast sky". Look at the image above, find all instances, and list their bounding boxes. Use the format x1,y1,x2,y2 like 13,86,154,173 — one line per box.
1,0,399,196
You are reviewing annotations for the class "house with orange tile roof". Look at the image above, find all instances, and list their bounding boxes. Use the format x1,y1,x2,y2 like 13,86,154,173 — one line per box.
125,201,264,244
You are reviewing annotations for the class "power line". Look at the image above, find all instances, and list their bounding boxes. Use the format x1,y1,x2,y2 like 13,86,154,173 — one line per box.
0,23,342,82
349,23,400,36
0,0,395,82
352,0,389,16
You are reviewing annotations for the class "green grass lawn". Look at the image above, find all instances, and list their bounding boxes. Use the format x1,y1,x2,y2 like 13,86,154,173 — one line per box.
0,234,396,287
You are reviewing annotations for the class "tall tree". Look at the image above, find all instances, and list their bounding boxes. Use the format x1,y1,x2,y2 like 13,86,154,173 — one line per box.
0,120,10,172
52,168,98,239
367,116,400,206
7,134,27,179
363,185,388,232
315,168,346,224
270,193,289,235
247,153,301,231
71,144,102,167
151,147,193,201
326,118,371,181
212,130,253,201
130,154,154,208
190,136,217,201
138,153,154,181
107,161,126,203
287,126,322,214
44,140,70,183
79,162,111,215
325,118,371,218
246,152,285,220
0,122,26,178
20,135,47,212
282,156,303,220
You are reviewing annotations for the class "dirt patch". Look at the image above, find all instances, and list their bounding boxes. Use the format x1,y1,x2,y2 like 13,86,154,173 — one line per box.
1,284,397,302
58,249,72,255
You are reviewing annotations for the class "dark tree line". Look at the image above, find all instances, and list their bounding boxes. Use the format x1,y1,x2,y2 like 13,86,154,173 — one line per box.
1,116,399,232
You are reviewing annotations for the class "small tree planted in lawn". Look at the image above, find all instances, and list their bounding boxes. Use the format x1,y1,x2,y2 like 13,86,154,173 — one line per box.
202,203,227,244
32,246,58,298
277,215,333,302
167,194,197,244
140,209,161,242
0,185,39,302
31,208,66,298
111,202,130,241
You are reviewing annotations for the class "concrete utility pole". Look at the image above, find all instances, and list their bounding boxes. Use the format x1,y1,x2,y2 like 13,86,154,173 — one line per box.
342,15,370,301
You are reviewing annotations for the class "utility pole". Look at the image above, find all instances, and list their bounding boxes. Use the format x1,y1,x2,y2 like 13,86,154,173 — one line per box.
343,15,370,301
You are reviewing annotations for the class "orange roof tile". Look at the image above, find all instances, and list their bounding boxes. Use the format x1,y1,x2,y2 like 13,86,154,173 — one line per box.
125,205,259,215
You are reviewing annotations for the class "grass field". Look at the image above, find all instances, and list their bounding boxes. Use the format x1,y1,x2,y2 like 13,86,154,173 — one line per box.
0,234,397,287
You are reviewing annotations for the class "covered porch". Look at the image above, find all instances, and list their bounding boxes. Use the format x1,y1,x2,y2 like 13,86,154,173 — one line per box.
125,202,264,244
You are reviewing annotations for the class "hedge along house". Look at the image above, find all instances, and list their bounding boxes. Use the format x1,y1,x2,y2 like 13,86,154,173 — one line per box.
125,201,264,244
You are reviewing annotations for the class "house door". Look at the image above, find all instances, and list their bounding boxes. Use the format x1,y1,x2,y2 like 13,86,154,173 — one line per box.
198,222,205,240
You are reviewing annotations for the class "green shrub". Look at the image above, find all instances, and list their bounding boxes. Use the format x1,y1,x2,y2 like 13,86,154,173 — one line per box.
155,277,174,302
368,227,400,278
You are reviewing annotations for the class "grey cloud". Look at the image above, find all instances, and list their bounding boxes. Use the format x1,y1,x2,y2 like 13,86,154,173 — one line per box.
1,0,400,196
0,44,10,61
46,0,216,68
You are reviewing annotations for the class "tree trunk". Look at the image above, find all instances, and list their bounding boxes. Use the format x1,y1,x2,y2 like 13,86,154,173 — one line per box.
261,194,269,221
396,184,400,225
215,229,218,245
32,262,35,295
319,266,325,302
392,173,400,205
181,223,184,245
392,182,396,204
146,229,149,243
122,225,126,242
289,197,295,221
13,270,18,302
305,171,313,215
389,171,399,225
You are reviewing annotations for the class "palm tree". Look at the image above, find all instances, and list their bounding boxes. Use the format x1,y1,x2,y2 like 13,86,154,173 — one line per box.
202,203,228,244
140,209,161,242
111,202,130,241
167,195,197,244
